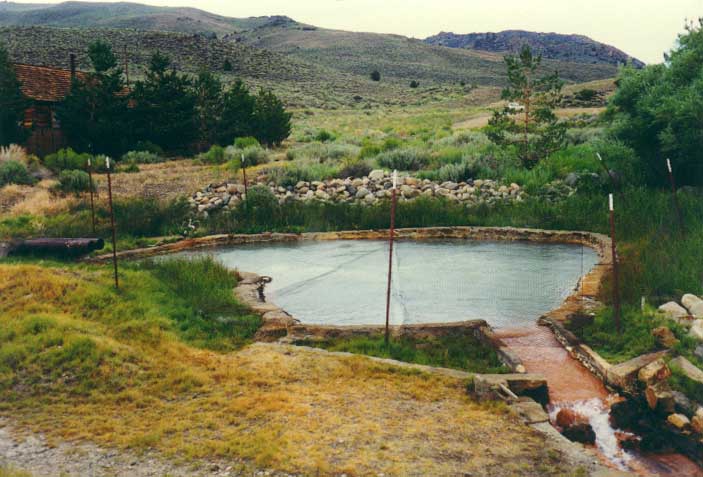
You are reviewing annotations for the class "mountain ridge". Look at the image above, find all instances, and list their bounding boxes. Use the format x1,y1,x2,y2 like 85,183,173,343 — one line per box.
424,30,644,68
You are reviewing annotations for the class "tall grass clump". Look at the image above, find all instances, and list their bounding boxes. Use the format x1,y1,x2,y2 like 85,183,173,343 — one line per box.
138,257,261,351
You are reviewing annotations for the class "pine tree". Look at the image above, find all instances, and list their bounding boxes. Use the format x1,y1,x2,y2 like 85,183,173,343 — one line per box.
218,79,255,144
130,52,198,152
486,45,565,168
193,70,224,148
0,43,28,146
57,40,130,156
252,89,292,147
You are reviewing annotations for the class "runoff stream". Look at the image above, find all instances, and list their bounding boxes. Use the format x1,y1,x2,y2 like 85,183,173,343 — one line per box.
190,239,701,476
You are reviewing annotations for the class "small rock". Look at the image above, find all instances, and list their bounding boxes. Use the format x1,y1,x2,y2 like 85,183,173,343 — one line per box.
652,326,679,349
368,170,385,181
694,345,703,360
667,413,691,431
672,391,695,417
692,415,703,434
355,187,370,199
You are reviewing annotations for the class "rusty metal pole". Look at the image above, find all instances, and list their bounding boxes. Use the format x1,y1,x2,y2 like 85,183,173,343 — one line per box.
241,153,248,197
106,157,119,290
385,170,398,347
666,158,685,234
609,194,621,335
87,157,96,235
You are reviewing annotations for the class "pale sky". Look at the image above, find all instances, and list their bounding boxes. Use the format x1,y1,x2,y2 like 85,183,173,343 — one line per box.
18,0,703,63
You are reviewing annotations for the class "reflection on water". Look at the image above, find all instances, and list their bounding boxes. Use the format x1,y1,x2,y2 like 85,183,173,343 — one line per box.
197,239,598,327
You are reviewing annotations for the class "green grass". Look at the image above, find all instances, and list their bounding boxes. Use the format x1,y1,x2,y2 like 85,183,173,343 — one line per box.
296,334,508,374
669,365,703,404
0,256,261,400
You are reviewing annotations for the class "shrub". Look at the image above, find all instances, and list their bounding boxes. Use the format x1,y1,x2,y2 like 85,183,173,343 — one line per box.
234,136,260,149
377,148,430,171
575,88,598,102
269,162,340,187
418,161,476,183
241,145,270,166
133,141,164,156
287,142,359,162
0,160,34,187
381,137,402,151
223,59,233,72
314,129,335,142
359,144,381,159
566,127,605,146
43,148,92,173
199,145,227,164
55,169,92,194
338,158,372,179
370,70,381,82
119,160,140,174
410,80,420,89
121,150,162,164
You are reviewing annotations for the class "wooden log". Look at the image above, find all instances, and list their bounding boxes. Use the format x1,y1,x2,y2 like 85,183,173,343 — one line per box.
7,238,105,257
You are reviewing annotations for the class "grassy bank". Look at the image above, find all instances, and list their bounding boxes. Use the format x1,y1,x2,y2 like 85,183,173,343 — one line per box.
296,334,508,374
0,259,575,475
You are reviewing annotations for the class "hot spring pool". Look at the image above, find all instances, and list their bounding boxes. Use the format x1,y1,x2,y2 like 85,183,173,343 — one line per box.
186,239,598,328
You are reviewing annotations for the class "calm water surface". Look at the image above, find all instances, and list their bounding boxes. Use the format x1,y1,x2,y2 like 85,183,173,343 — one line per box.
195,239,598,328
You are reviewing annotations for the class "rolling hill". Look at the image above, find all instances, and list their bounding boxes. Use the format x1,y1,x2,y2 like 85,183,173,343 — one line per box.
424,30,644,68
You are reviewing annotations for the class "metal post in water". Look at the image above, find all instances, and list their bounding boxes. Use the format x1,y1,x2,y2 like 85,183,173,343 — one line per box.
385,170,398,346
609,194,621,334
666,158,685,234
106,157,119,290
87,157,96,235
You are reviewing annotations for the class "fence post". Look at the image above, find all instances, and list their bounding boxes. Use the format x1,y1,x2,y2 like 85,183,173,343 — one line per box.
87,157,96,235
385,170,398,346
609,194,622,334
106,157,119,290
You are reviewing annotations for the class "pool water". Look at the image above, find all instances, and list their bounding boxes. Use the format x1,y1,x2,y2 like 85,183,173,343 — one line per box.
194,239,598,328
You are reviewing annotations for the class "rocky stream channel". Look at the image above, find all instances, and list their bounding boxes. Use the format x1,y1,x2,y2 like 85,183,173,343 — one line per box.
496,325,703,476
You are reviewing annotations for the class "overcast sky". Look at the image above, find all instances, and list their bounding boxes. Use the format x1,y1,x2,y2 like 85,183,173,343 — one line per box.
19,0,703,63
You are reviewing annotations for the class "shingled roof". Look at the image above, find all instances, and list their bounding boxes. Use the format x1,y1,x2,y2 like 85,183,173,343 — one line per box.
13,64,88,103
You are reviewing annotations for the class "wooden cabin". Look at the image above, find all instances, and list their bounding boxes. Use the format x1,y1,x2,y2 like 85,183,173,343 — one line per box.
13,55,87,157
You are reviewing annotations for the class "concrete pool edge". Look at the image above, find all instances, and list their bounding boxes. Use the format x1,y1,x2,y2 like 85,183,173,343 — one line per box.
87,226,612,374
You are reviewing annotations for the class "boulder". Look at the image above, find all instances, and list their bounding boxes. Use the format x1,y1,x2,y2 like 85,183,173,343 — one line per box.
652,326,679,349
667,413,691,431
562,422,596,445
638,359,671,385
645,384,675,414
368,170,385,181
606,351,669,393
658,301,689,321
695,345,703,361
669,356,703,384
355,187,370,199
690,320,703,341
672,391,695,417
683,294,703,318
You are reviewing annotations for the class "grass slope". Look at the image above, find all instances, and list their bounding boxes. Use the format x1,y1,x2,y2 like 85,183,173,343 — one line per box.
0,261,578,476
239,23,618,85
0,1,276,35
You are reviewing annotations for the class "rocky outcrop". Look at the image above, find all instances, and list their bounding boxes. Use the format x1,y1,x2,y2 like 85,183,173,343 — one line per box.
189,172,527,215
424,30,644,68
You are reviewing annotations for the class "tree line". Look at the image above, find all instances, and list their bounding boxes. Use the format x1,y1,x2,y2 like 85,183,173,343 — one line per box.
0,41,292,157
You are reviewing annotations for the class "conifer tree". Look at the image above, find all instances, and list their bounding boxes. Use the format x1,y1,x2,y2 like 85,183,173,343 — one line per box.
253,89,292,147
0,43,28,146
487,45,565,168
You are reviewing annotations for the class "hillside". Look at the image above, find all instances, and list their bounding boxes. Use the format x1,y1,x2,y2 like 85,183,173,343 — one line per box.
0,1,282,35
234,22,618,86
424,30,645,68
0,1,622,86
